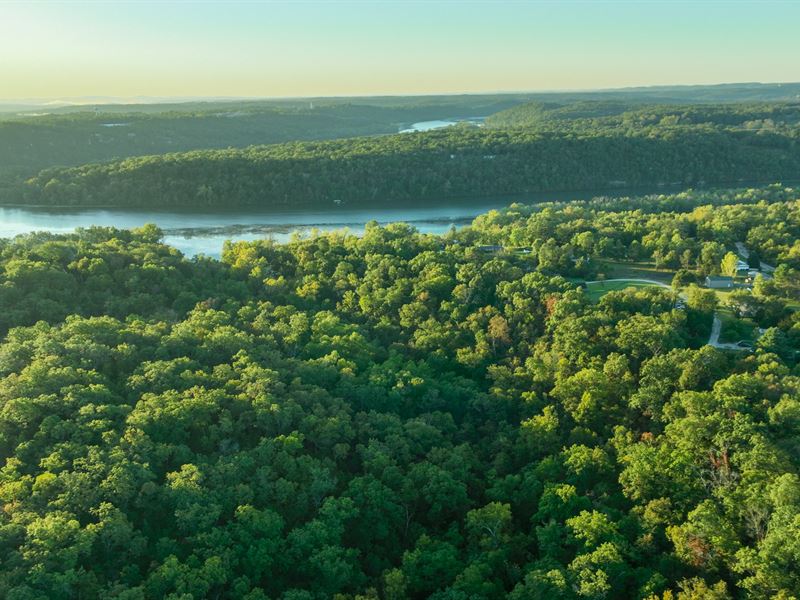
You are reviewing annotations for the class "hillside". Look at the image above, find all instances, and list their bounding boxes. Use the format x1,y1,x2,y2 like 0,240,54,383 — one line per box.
3,83,800,182
8,123,800,208
0,98,519,180
486,100,800,130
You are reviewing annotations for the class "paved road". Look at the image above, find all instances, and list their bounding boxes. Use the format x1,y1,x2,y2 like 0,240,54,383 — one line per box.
735,241,750,259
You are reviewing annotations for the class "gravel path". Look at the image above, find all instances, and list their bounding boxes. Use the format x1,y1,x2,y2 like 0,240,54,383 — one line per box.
707,314,745,350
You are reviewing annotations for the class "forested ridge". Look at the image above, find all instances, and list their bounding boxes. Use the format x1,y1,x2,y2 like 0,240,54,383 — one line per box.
1,186,799,598
0,106,396,177
4,100,800,209
486,101,800,131
0,96,525,181
8,123,800,208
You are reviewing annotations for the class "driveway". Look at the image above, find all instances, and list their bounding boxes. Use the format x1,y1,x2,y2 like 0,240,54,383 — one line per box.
707,314,747,350
585,278,747,349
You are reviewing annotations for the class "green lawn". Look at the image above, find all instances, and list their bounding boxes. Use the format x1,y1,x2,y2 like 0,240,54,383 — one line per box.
704,287,736,305
600,260,676,284
593,261,800,317
585,280,667,302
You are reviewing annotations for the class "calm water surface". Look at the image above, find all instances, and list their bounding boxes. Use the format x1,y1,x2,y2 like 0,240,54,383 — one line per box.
0,186,687,258
0,201,510,257
399,116,486,133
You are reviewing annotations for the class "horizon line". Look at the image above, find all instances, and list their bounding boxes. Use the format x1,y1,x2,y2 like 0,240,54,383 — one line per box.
1,80,798,106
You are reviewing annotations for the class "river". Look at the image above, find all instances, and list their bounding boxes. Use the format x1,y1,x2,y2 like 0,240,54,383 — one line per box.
0,200,512,257
0,187,687,258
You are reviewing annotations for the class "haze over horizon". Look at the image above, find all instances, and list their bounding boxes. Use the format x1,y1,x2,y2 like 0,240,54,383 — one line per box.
0,82,792,107
2,0,799,100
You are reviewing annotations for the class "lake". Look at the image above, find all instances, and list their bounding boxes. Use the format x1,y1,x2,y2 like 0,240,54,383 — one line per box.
399,116,486,133
0,186,689,258
0,200,512,258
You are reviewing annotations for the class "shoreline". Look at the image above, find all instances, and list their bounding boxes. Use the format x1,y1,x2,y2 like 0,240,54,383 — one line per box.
0,180,746,212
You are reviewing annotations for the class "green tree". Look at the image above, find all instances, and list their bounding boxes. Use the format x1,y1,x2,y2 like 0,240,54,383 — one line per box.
720,252,740,277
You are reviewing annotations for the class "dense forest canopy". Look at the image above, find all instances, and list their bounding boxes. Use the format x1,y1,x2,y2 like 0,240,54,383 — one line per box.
2,93,800,209
486,101,800,131
7,121,800,208
0,96,526,181
1,185,799,598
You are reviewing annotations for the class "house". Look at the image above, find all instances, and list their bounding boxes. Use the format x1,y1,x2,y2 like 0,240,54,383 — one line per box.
477,245,503,253
705,275,735,289
736,259,750,276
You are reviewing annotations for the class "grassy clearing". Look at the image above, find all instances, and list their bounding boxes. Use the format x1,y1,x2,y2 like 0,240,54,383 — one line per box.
585,280,667,302
600,261,676,284
591,261,800,317
705,288,736,305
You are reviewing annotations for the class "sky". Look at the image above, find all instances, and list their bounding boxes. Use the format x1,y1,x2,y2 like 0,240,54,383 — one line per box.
1,0,799,100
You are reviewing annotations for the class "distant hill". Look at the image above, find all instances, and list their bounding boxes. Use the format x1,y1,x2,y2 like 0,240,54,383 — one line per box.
0,96,526,181
3,82,799,114
600,81,800,103
9,123,800,209
486,100,800,130
3,85,800,209
1,84,799,182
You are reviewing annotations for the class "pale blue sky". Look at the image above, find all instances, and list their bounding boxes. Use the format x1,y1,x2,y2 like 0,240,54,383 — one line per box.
1,0,799,99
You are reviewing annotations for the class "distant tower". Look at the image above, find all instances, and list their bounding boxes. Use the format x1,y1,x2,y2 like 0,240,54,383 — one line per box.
310,101,314,110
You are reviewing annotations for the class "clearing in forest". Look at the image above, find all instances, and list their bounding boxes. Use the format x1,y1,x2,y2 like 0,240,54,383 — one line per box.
584,278,669,302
